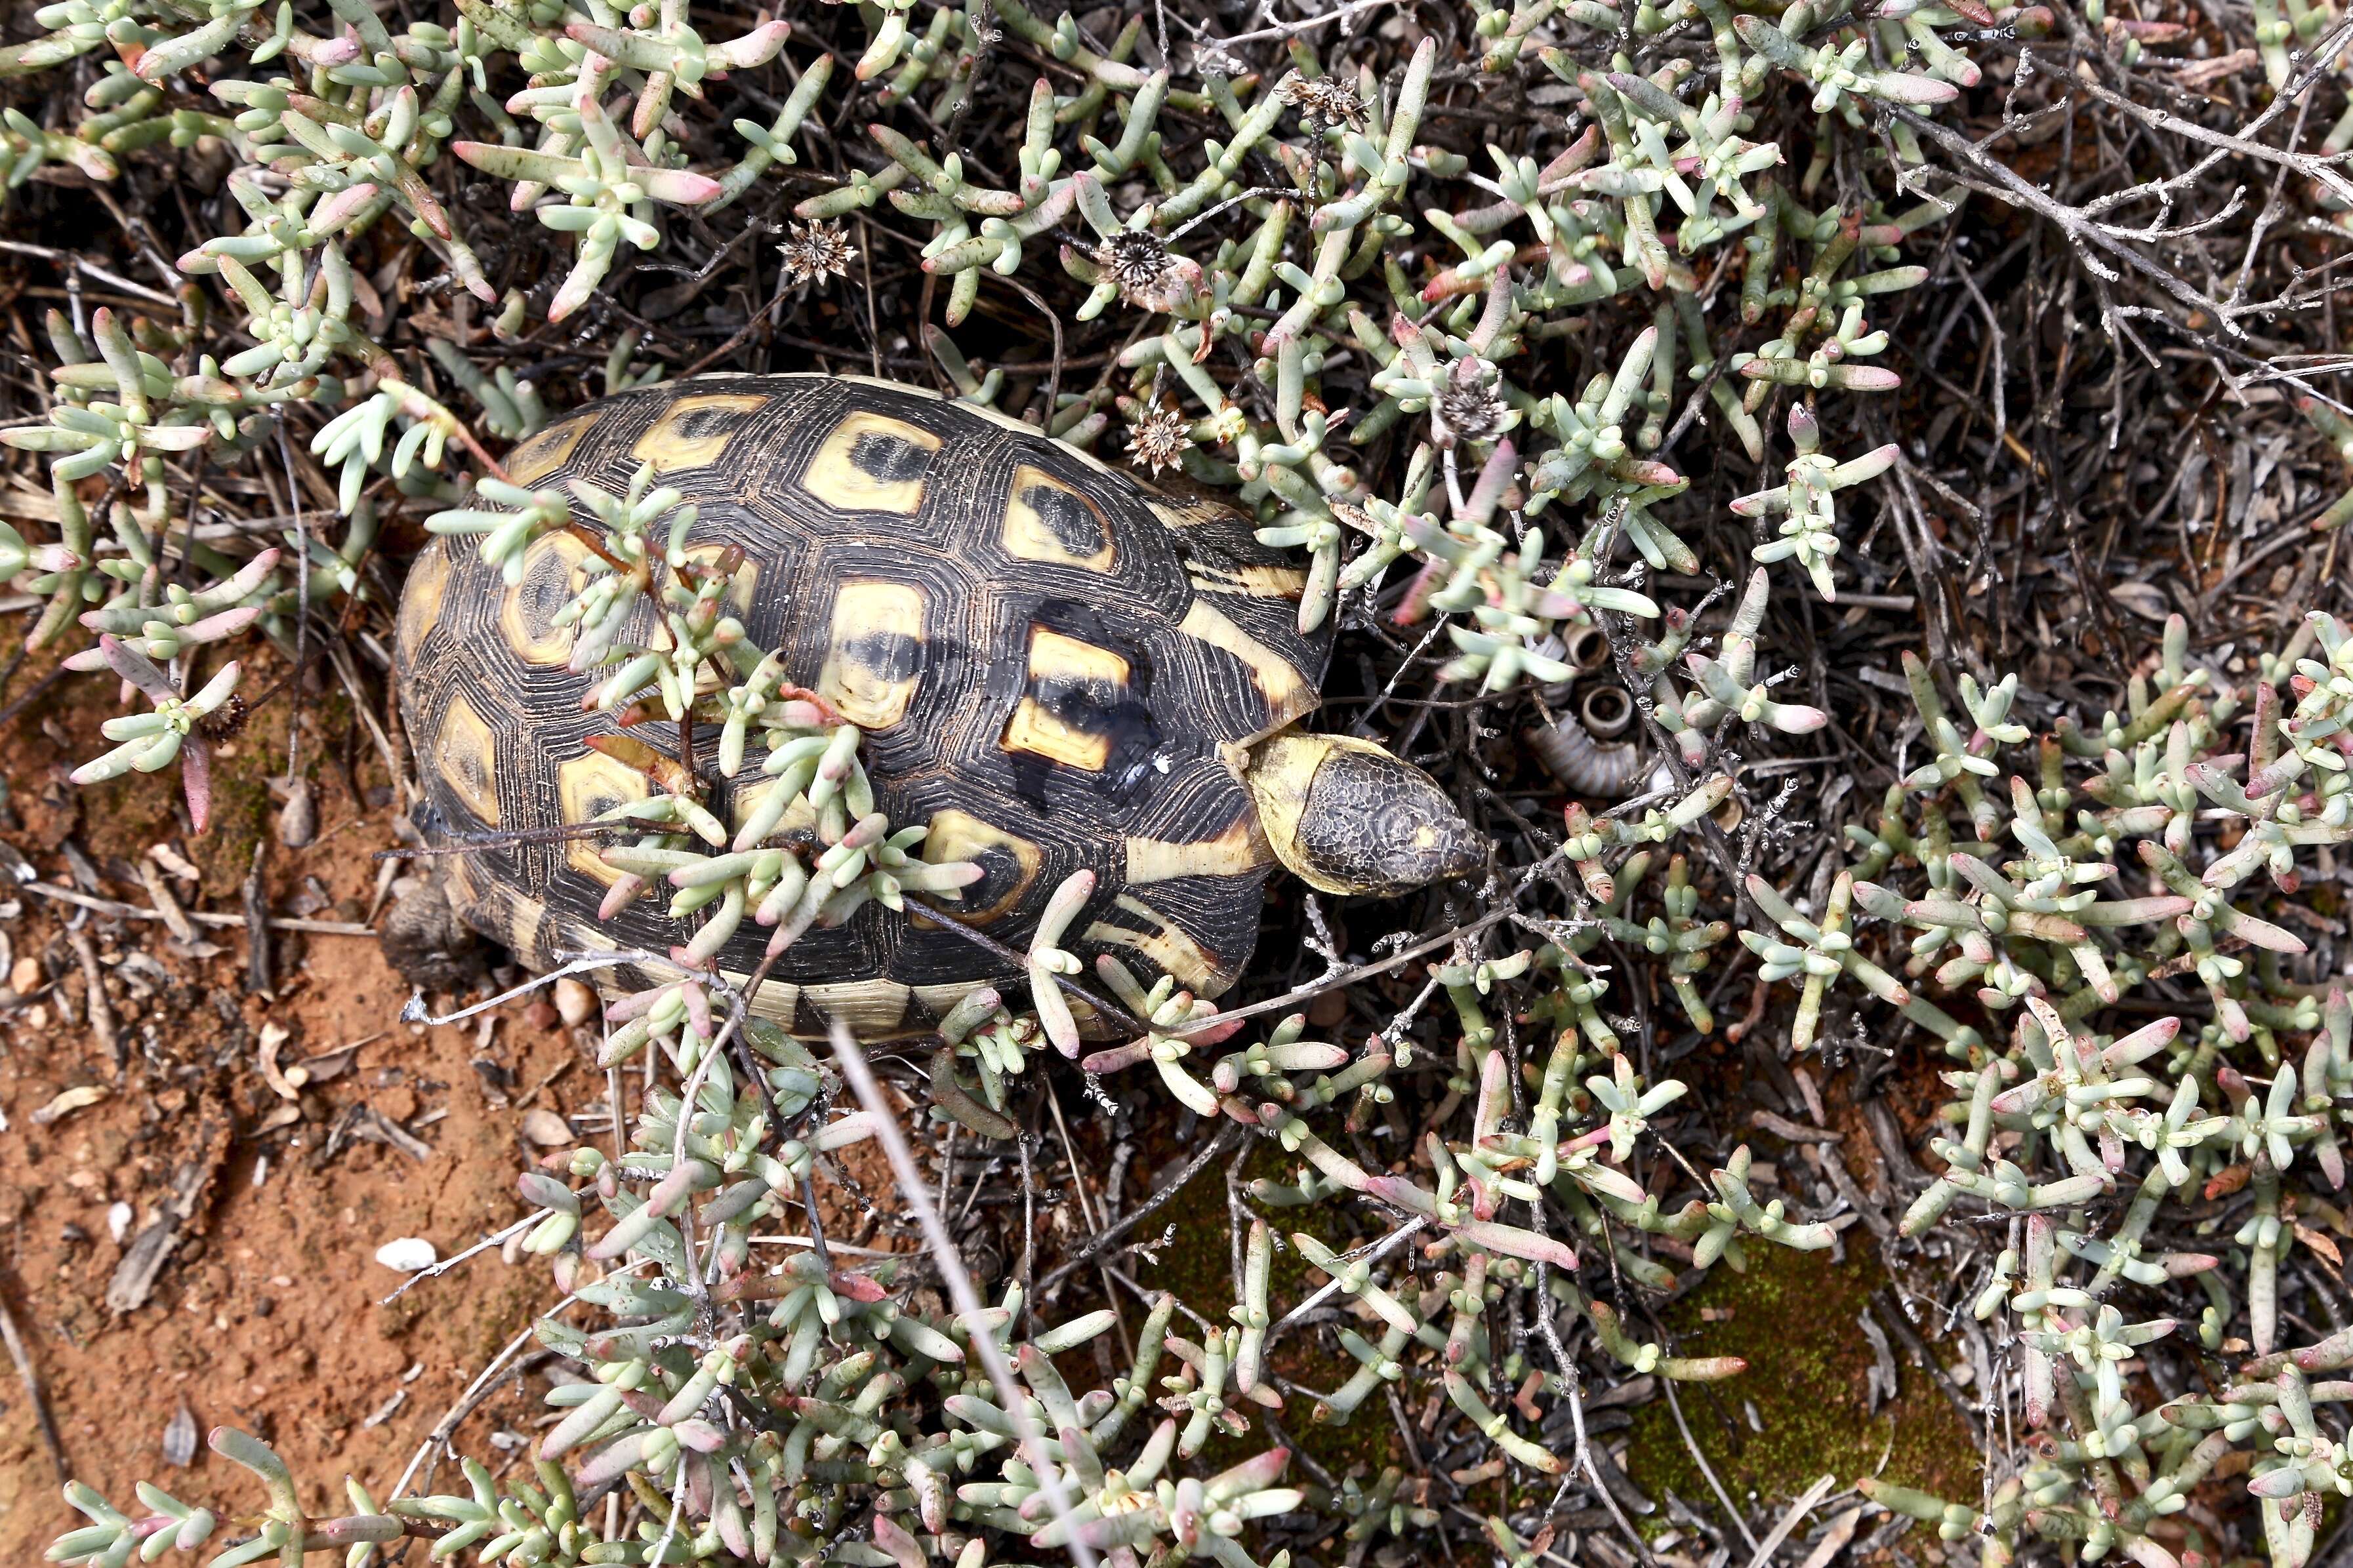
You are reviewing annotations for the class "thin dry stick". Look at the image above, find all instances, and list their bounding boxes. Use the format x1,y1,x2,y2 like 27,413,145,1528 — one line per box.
1662,1376,1761,1553
401,952,668,1027
377,1213,544,1306
1176,906,1515,1034
22,879,377,936
0,1283,67,1482
1742,1473,1839,1568
1035,1123,1244,1299
1266,1216,1427,1336
827,1019,1097,1568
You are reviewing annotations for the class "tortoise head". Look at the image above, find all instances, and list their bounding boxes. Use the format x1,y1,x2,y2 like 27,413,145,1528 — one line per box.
1242,732,1488,897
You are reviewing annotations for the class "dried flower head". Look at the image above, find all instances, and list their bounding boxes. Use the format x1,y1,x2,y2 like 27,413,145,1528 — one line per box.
1096,230,1174,302
1126,402,1193,477
1284,75,1365,138
1434,363,1507,447
777,220,857,287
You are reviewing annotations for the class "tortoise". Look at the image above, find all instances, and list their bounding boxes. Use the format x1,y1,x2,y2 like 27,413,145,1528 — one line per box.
393,374,1485,1036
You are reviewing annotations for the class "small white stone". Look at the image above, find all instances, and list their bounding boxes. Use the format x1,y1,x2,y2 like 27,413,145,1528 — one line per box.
520,1109,572,1146
554,978,597,1028
375,1237,438,1272
107,1201,133,1243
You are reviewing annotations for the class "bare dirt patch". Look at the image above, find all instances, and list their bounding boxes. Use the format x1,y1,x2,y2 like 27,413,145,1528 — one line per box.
0,648,589,1559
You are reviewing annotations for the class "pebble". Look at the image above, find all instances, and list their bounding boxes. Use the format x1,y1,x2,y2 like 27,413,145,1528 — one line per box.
520,1109,572,1146
107,1201,133,1243
8,955,39,994
161,1403,199,1468
554,978,597,1028
374,1237,438,1272
276,776,317,849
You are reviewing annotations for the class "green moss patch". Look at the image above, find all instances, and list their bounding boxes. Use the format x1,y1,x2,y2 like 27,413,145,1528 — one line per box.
1623,1239,1980,1519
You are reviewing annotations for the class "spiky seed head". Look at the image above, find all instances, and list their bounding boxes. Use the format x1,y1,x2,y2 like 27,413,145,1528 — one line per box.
1434,368,1505,447
196,692,250,742
777,220,857,287
1097,231,1174,300
1126,403,1192,477
1284,76,1364,138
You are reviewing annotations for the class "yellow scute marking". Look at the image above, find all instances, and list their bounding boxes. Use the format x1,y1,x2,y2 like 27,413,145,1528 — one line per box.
631,393,767,473
1177,600,1313,724
498,531,592,667
1124,814,1269,883
1003,700,1107,771
397,538,451,667
1028,627,1128,687
807,980,910,1034
802,411,939,515
729,777,817,840
675,544,760,614
557,749,651,886
816,580,924,729
436,693,501,826
504,418,589,485
1085,896,1222,993
1002,465,1116,572
918,808,1042,925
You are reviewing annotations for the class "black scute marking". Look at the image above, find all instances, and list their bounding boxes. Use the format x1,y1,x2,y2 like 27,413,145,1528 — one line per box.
1022,483,1109,556
852,432,933,483
964,841,1027,914
674,404,750,441
840,629,923,687
1008,600,1161,807
516,544,571,637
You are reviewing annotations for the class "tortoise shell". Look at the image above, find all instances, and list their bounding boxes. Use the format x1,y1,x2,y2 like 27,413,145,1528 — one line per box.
394,374,1332,1035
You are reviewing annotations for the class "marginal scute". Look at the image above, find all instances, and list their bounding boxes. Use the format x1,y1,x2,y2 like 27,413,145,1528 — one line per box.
1124,813,1269,884
436,692,502,825
807,980,911,1034
1002,464,1116,571
726,973,801,1024
1085,895,1224,994
631,392,769,473
1177,599,1313,726
802,411,941,515
397,537,452,667
557,748,651,885
912,981,985,1019
507,899,550,969
817,580,926,729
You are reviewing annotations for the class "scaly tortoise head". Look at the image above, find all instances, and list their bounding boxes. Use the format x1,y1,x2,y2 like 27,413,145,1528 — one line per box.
394,374,1484,1035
